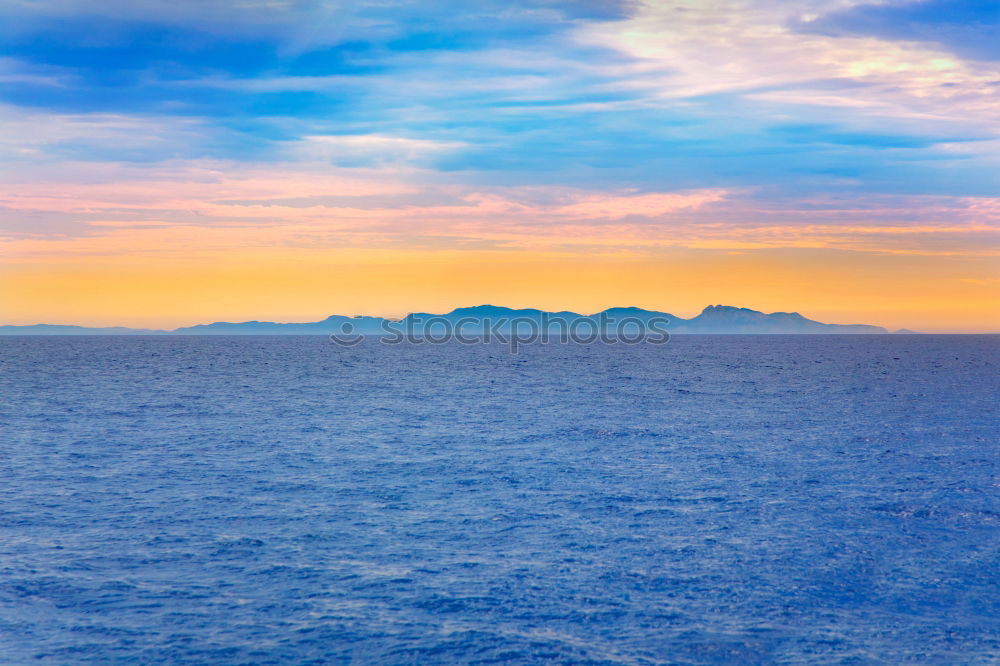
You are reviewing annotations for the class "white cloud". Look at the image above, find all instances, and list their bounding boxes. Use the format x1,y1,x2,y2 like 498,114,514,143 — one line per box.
290,134,467,165
574,0,1000,128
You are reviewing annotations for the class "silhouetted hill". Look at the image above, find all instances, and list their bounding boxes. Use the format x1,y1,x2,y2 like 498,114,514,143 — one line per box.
0,324,165,335
672,305,886,334
0,305,889,335
172,315,385,335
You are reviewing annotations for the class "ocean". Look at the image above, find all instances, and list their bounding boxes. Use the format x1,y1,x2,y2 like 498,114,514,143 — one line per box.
1,335,998,664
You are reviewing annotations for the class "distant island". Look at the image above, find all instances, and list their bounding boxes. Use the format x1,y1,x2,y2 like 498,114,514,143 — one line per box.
0,304,898,335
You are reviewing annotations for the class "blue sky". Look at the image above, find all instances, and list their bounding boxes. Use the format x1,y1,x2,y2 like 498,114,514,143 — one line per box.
1,1,998,329
1,0,996,192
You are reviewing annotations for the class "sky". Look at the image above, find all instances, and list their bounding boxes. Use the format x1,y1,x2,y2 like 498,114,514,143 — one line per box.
1,0,998,331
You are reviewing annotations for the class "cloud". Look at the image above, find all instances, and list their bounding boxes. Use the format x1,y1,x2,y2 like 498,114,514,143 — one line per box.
216,191,472,210
578,0,1000,122
794,0,1000,62
289,134,468,166
510,189,729,219
1,152,996,261
0,0,998,267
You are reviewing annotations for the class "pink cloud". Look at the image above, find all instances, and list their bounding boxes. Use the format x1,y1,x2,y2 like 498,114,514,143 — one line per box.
1,160,998,260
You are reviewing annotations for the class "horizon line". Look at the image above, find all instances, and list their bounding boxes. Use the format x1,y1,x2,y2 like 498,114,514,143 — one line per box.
2,303,997,334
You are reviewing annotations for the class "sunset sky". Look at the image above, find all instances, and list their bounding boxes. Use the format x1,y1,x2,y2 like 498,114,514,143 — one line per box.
1,0,998,331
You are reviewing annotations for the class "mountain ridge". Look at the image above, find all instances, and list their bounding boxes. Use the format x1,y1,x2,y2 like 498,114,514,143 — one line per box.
0,304,892,335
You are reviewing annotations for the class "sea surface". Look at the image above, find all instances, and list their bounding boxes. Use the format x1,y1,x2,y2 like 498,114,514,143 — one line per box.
1,335,998,664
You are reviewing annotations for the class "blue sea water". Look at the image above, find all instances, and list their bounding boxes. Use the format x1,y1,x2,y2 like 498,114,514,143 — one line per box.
0,335,998,664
